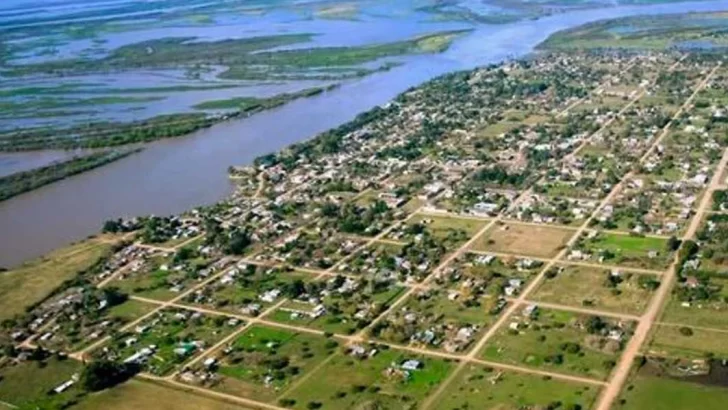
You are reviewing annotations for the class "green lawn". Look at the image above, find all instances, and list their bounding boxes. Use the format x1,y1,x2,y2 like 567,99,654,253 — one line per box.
0,357,83,408
647,325,728,358
581,233,672,270
480,308,631,380
531,265,658,315
281,348,454,409
618,374,728,410
430,364,600,409
205,325,337,402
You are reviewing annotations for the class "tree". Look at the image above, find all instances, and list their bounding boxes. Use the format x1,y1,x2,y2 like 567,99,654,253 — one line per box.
102,219,121,233
679,327,694,336
80,360,138,391
226,229,251,255
102,287,128,307
666,236,681,252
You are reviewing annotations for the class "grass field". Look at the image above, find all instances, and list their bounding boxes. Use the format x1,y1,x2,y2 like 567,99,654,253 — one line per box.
473,222,573,258
481,308,631,380
661,279,728,330
72,379,251,410
281,348,454,409
0,236,119,321
647,324,728,358
429,364,600,409
97,309,238,376
205,325,337,402
617,373,728,410
0,357,83,408
580,232,672,270
39,298,157,352
404,213,488,249
531,265,658,315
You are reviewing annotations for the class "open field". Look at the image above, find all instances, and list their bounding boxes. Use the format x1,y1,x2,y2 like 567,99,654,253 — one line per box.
646,324,728,358
72,379,251,410
0,356,83,408
574,232,672,270
531,265,659,315
280,348,454,409
472,222,573,258
480,307,634,380
428,363,600,409
617,372,728,410
191,325,338,402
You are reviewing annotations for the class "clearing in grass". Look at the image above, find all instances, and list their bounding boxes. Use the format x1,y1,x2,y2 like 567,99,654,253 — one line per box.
472,222,574,258
0,356,83,409
572,231,673,270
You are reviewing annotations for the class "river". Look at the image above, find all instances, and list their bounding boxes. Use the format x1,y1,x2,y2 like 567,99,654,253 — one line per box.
2,0,728,268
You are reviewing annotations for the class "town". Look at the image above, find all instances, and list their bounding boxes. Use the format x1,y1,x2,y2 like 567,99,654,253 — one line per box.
2,49,728,410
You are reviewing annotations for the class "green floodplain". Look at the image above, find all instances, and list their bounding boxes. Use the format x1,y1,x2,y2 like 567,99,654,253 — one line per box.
540,11,728,50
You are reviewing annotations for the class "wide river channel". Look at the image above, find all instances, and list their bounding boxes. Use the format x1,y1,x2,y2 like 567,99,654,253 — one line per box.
1,0,728,267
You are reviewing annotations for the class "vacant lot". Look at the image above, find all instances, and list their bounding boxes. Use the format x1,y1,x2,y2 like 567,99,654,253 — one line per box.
579,232,672,270
531,265,658,315
661,279,728,330
647,324,728,358
473,222,574,258
0,235,118,321
281,348,454,409
481,307,632,380
204,325,337,402
0,357,82,408
73,379,251,410
617,373,728,410
430,364,600,409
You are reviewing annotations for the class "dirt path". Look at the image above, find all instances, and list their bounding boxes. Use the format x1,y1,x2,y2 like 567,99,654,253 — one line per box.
139,373,285,410
593,64,725,410
522,300,641,321
421,55,692,410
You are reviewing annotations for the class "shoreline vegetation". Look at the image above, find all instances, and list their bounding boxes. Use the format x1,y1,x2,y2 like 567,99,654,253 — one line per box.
192,84,339,111
0,30,468,153
537,11,728,50
0,148,141,202
2,30,471,80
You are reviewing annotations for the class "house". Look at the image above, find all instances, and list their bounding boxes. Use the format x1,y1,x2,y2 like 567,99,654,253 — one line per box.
259,289,281,303
203,358,217,369
523,304,538,318
401,360,422,371
685,276,700,288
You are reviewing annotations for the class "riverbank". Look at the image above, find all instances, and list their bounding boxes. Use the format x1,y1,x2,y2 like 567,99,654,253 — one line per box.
2,0,728,268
